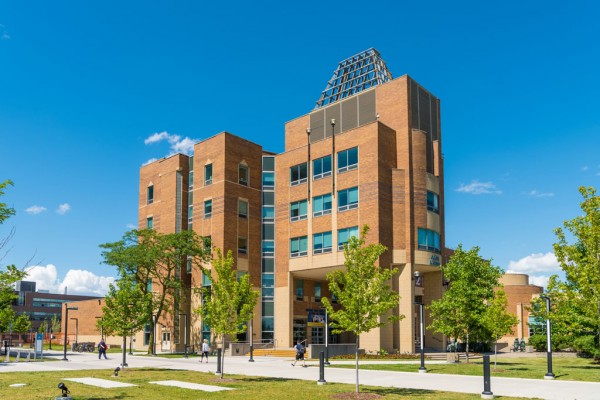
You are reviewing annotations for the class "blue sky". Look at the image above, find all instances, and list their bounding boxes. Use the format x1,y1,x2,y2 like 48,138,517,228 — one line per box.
1,1,598,295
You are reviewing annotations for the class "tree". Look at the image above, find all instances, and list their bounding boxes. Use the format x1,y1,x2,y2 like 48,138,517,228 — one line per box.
552,186,600,358
51,314,61,333
0,180,15,225
195,248,259,379
12,314,31,334
480,289,518,367
321,225,401,393
428,245,503,362
100,275,151,362
101,228,210,354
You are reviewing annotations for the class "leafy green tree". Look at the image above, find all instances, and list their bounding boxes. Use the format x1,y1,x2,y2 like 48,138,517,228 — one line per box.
100,275,151,358
51,314,61,333
101,228,210,354
38,320,48,334
481,289,518,366
195,248,259,378
321,225,401,393
552,186,600,358
0,180,15,225
12,314,31,333
428,245,503,362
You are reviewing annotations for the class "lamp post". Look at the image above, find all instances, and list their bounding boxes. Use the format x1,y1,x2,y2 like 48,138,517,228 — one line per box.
320,305,330,365
48,321,52,350
541,295,555,379
248,316,254,362
179,313,188,358
415,301,426,373
70,318,79,347
62,305,78,361
152,314,157,356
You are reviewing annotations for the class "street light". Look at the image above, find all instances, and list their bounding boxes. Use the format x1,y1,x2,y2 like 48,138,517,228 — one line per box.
179,313,188,358
70,318,78,347
320,305,330,365
62,305,78,361
414,271,426,373
540,295,555,379
152,314,157,356
248,316,254,362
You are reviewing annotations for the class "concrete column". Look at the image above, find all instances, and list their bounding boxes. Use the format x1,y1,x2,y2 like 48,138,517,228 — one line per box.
398,263,415,353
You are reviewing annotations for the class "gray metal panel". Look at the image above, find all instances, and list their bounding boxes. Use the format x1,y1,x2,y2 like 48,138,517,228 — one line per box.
309,109,325,143
358,90,376,126
325,103,341,136
341,96,358,131
431,96,439,141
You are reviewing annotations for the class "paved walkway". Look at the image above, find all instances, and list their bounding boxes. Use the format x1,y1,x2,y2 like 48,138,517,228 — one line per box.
1,350,599,399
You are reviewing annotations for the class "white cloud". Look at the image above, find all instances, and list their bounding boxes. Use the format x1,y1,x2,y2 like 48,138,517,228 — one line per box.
126,223,137,229
506,252,561,274
0,24,9,40
24,264,115,296
144,130,197,156
25,205,47,215
142,157,158,166
527,190,555,198
581,166,589,171
56,203,71,215
529,275,550,289
456,180,502,195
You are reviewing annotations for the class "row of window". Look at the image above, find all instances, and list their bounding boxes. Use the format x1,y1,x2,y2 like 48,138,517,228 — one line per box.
290,226,359,257
200,198,249,219
290,147,359,186
290,187,358,221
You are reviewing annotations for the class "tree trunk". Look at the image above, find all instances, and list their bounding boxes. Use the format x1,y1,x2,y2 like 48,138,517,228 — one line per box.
220,339,225,379
355,335,359,393
465,331,470,363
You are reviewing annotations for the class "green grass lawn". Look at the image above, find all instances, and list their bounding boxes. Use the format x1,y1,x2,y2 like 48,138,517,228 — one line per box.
0,368,532,399
332,356,600,382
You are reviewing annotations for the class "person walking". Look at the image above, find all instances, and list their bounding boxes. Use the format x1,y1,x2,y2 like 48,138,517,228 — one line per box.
98,338,108,360
200,339,210,363
291,340,306,367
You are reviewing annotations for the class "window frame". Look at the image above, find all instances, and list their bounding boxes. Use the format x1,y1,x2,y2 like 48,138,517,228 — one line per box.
338,226,359,250
290,199,308,222
313,231,333,254
204,164,213,186
427,191,440,213
204,199,212,218
238,236,248,254
239,163,249,186
147,185,154,205
417,228,441,253
338,187,359,212
312,155,332,181
290,162,308,186
337,147,359,173
313,193,333,217
290,236,308,258
238,199,248,218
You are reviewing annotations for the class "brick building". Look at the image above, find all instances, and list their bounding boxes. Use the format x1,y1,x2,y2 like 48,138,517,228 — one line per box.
138,48,449,353
498,273,543,346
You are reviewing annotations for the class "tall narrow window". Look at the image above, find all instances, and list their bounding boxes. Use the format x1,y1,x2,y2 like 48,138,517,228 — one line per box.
147,185,154,205
204,199,212,218
290,199,308,222
313,155,332,180
146,217,153,229
238,237,248,254
313,193,332,217
427,191,440,213
204,164,213,186
188,171,194,189
238,199,248,218
338,187,359,212
337,147,359,173
290,163,308,186
314,282,322,302
239,164,249,186
296,280,304,301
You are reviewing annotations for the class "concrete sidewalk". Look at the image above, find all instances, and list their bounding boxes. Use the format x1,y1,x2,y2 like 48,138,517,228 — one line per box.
1,350,599,399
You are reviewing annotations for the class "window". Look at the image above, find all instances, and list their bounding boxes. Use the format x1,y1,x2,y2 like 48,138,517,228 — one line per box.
204,199,212,218
204,164,213,186
427,191,439,213
262,172,275,189
262,206,275,221
337,147,358,173
238,237,248,254
262,224,274,240
188,171,194,189
313,231,332,254
203,236,212,251
314,282,322,302
262,240,274,256
290,236,308,258
239,199,248,218
290,163,308,186
146,217,153,229
338,226,359,250
313,193,332,217
186,256,192,274
313,155,332,180
202,271,212,287
239,164,249,186
188,205,193,224
296,280,304,301
290,199,308,222
418,228,441,253
338,187,359,212
147,185,154,205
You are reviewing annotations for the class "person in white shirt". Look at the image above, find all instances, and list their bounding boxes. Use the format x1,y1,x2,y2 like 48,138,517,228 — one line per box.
201,339,210,363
